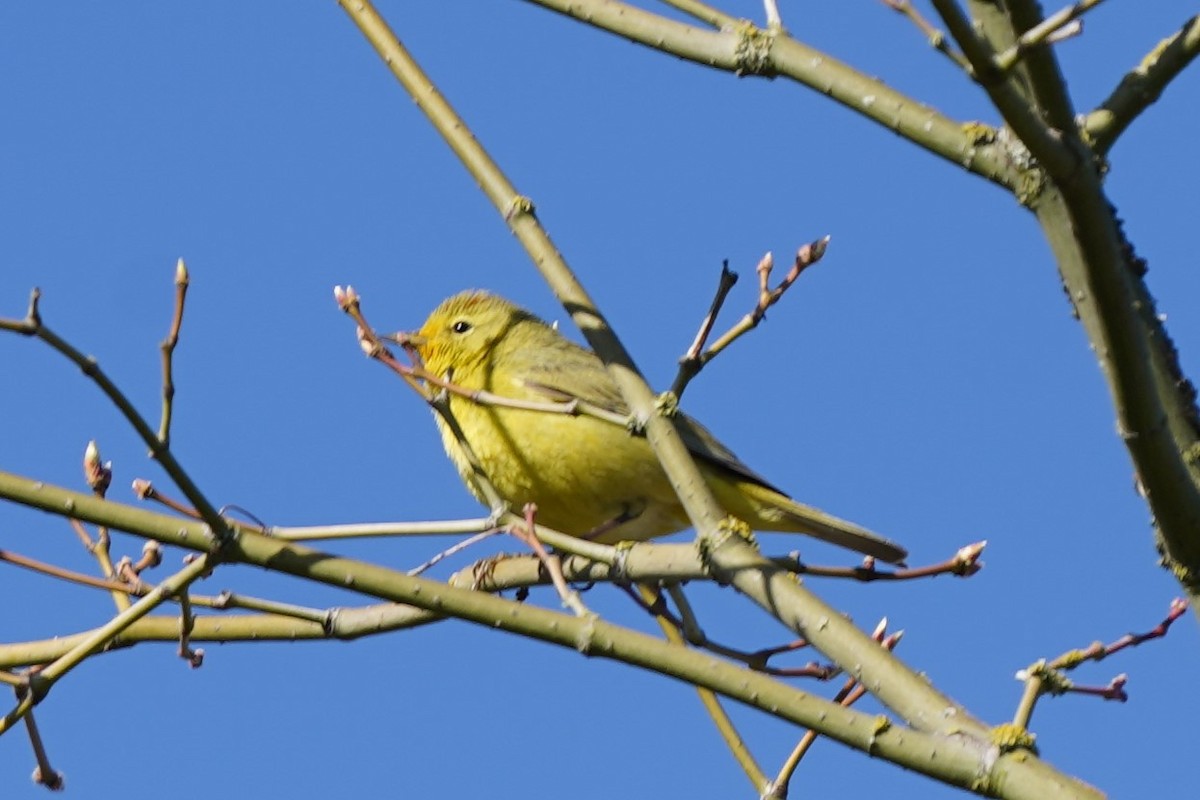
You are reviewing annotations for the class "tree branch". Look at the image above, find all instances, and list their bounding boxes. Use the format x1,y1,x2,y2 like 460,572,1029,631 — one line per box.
337,0,1006,748
523,0,1015,189
0,468,1097,796
1083,14,1200,156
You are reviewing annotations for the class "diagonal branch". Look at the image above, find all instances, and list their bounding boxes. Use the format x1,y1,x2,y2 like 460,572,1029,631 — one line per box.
935,3,1200,602
337,0,1002,749
522,0,1014,189
0,468,1098,797
999,0,1087,133
1083,14,1200,156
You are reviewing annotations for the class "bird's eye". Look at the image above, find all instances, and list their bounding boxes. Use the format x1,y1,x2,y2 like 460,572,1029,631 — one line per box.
452,320,472,334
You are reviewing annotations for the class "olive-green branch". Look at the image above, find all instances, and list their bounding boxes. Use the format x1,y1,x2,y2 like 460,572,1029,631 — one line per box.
0,467,1094,796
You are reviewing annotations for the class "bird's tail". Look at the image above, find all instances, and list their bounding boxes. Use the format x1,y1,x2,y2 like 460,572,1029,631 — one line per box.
715,479,908,565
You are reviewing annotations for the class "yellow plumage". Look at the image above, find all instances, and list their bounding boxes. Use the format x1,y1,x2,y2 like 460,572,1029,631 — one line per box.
412,290,906,564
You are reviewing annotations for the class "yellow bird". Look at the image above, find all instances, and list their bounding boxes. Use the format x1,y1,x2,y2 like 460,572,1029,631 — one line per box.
407,290,907,564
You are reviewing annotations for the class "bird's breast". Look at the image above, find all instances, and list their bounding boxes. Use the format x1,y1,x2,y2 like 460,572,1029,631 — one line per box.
435,398,686,539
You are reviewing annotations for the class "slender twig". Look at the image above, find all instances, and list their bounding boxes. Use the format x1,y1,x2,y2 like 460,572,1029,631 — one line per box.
158,258,189,446
271,517,496,541
1013,598,1187,728
142,463,614,563
637,583,769,794
994,0,1106,74
407,530,502,576
1012,663,1046,730
0,548,142,594
1083,14,1200,156
0,291,231,547
1049,597,1188,670
0,546,330,630
762,0,782,31
781,541,986,582
880,0,972,71
176,576,204,668
20,703,63,791
699,240,829,366
626,583,835,679
768,622,901,798
669,261,738,399
131,478,198,517
82,441,129,612
66,518,92,550
510,504,590,617
0,556,212,734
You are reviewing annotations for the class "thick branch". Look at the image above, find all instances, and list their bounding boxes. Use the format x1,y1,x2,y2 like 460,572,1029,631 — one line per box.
338,0,1002,746
0,469,1096,796
523,0,1014,188
1001,0,1083,133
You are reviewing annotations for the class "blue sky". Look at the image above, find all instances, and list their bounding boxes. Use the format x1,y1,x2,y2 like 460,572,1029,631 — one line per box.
1,2,1197,798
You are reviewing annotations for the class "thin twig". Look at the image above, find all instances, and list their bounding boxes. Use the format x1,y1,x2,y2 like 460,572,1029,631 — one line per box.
1012,598,1187,728
510,504,590,617
768,621,900,797
669,261,738,399
763,0,783,31
158,258,189,446
638,583,769,793
82,441,130,612
0,555,212,734
20,702,64,791
700,239,830,366
780,541,986,582
993,0,1107,74
1049,597,1188,670
131,479,198,518
880,0,972,71
408,529,502,576
0,290,232,547
271,517,496,541
625,583,835,678
176,574,204,668
0,548,142,594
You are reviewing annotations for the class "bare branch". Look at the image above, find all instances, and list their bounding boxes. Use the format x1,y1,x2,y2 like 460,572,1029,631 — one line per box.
1083,14,1200,156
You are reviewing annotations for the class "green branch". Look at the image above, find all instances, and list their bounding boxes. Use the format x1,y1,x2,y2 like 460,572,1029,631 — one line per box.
1,468,1098,795
337,0,1005,746
1083,14,1200,156
523,0,1014,189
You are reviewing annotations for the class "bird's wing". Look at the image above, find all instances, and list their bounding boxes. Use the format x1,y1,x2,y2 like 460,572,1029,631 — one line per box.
512,337,632,413
514,339,789,496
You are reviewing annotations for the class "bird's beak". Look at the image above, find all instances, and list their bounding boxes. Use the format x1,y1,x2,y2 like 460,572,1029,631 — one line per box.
383,330,427,348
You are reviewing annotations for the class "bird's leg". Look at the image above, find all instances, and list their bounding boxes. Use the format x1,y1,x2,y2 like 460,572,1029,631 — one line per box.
580,502,644,541
509,503,590,616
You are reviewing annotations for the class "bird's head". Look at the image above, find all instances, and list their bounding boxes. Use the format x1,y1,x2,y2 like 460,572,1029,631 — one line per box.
408,290,536,380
